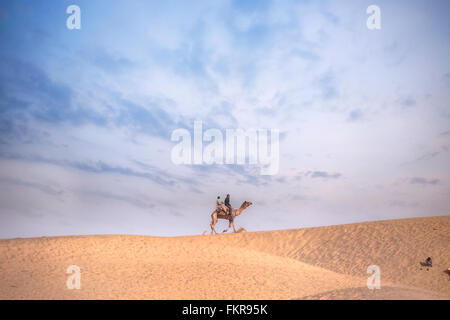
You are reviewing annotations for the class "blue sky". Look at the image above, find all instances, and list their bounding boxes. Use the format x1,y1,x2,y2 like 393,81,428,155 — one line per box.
0,0,449,238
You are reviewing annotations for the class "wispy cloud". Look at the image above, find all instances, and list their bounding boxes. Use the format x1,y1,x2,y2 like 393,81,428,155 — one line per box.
84,190,155,210
347,109,363,122
0,176,63,196
307,171,342,180
409,177,440,186
398,97,416,108
0,57,105,126
0,152,198,188
317,71,338,100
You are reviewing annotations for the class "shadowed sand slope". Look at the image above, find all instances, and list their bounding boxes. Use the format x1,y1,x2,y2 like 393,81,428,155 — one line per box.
0,216,449,299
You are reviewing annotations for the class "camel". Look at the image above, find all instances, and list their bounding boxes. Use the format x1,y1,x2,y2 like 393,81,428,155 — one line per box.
210,201,252,234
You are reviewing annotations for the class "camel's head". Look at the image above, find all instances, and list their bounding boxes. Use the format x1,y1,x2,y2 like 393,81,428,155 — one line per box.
242,201,253,208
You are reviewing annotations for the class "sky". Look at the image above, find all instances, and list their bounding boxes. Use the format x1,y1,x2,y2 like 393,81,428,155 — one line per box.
0,0,449,238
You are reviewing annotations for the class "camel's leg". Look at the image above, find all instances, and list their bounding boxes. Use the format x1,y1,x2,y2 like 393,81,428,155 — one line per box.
210,212,218,234
232,220,236,233
223,219,232,233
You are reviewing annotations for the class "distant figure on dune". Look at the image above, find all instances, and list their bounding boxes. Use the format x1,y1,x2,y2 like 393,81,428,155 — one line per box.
420,257,432,267
420,257,433,271
210,197,252,234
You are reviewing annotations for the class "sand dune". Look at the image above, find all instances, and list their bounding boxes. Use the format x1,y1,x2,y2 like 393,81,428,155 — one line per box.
0,216,449,299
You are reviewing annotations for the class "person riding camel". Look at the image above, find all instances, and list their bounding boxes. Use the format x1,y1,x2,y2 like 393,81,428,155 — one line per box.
224,194,233,219
216,196,227,213
216,196,221,208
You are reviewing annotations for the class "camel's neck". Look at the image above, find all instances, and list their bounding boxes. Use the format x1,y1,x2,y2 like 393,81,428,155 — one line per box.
235,202,248,217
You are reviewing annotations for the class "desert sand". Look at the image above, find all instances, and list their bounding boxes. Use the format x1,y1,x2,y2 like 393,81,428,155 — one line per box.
0,216,449,299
